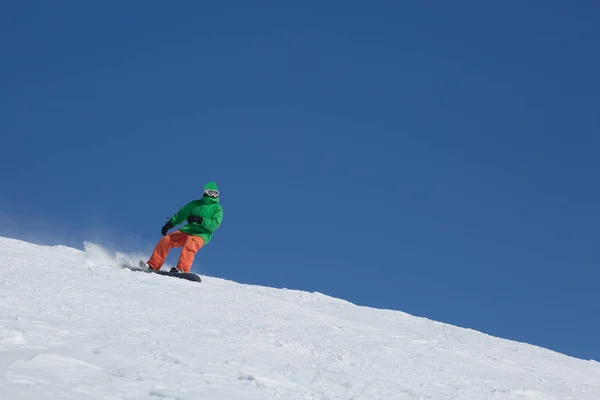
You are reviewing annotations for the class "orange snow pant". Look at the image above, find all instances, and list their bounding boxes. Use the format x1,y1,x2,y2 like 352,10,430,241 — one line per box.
147,230,205,273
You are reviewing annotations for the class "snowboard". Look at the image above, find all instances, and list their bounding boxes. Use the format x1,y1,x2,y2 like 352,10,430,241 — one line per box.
120,262,202,283
148,269,202,283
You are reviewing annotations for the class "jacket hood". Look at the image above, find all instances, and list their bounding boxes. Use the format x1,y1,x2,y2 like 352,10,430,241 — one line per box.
202,182,220,203
204,182,219,191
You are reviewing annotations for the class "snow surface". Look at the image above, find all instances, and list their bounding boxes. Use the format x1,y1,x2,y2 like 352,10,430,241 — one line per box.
0,237,598,399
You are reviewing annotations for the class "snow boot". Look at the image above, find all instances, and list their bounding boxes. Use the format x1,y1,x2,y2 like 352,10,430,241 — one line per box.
139,260,155,272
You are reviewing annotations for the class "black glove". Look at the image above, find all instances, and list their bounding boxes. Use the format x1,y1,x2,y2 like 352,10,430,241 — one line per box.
161,221,174,236
187,215,203,225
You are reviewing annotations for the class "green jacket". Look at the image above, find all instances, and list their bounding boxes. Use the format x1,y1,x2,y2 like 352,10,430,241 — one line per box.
168,195,223,245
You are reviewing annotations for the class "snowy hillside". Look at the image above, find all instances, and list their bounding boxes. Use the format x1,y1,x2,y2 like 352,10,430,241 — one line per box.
0,237,598,399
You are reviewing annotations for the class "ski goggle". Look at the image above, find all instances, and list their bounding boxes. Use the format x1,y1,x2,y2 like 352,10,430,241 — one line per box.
204,189,219,198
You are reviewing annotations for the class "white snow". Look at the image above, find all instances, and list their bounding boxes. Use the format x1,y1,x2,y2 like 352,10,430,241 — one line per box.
0,236,598,399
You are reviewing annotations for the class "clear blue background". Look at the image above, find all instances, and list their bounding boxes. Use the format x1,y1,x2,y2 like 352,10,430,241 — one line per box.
1,1,598,361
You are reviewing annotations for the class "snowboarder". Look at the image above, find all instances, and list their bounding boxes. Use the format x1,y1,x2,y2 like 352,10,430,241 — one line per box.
140,182,223,274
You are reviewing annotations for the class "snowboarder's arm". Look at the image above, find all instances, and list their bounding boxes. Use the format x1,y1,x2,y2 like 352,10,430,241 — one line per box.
200,206,223,233
168,202,195,227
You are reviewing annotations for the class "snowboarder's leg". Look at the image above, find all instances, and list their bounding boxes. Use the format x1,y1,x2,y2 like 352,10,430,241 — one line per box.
176,235,205,273
147,230,188,270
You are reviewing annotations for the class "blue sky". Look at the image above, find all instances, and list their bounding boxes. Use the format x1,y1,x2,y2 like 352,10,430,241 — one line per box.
1,1,598,361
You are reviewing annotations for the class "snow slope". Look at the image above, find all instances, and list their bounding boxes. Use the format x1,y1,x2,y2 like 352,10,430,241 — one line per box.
0,237,598,399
